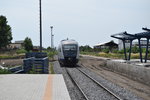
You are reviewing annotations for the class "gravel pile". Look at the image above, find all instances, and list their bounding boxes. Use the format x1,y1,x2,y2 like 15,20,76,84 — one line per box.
0,59,23,67
53,61,86,100
79,66,144,100
67,68,118,100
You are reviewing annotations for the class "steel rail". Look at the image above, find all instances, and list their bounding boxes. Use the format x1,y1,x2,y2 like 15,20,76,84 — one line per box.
76,67,122,100
65,68,89,100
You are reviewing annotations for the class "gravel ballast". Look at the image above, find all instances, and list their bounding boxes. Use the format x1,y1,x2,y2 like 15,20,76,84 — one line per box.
67,68,118,100
78,66,144,100
53,56,145,100
53,61,86,100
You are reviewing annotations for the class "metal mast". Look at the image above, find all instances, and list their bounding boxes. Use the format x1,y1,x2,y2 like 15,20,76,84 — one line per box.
39,0,42,52
50,26,53,48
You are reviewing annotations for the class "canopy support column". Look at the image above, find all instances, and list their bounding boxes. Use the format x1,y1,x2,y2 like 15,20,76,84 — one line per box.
145,38,149,63
123,40,127,60
128,40,132,60
138,38,143,63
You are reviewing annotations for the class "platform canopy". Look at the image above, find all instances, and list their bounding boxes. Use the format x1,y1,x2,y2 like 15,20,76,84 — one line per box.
111,31,136,41
111,27,150,63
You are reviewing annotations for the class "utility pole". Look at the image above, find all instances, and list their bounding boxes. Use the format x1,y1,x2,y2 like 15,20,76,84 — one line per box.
50,26,54,48
39,0,42,52
52,34,54,49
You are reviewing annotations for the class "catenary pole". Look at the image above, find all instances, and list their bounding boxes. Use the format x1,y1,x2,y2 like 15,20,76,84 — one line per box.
50,26,53,48
39,0,42,52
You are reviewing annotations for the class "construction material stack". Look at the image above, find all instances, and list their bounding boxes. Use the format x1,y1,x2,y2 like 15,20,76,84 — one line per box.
23,52,49,74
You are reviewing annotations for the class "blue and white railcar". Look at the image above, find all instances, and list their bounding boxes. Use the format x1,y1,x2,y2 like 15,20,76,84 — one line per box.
58,39,79,66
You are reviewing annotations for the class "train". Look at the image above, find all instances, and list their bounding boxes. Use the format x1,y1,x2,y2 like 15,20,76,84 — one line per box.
58,39,79,66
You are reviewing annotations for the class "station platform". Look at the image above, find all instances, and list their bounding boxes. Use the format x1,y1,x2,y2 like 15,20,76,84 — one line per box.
0,74,71,100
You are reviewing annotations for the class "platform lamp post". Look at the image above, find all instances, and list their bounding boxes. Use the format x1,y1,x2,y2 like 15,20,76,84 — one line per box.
50,26,53,49
39,0,42,52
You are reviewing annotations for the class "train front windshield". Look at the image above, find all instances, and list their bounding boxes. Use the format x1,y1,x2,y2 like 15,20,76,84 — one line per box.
63,44,77,57
63,44,77,51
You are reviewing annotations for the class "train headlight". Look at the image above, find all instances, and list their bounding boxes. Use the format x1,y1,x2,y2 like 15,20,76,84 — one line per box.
68,58,71,61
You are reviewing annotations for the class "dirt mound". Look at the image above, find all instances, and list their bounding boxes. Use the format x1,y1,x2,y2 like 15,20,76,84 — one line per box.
0,59,23,68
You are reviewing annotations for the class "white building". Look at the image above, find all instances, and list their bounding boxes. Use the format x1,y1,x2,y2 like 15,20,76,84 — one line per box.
118,39,150,50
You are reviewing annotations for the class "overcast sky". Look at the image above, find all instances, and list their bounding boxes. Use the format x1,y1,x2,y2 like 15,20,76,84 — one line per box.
1,0,150,48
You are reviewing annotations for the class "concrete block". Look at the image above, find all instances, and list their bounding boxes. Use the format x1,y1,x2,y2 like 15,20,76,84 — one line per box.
106,60,150,86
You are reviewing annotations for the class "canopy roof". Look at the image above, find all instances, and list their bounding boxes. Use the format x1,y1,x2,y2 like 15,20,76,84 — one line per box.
111,28,150,41
111,27,150,63
111,31,136,41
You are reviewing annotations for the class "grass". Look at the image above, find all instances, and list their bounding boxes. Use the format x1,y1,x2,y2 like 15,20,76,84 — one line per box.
0,55,18,59
0,68,12,74
0,49,57,59
0,49,26,59
0,54,25,59
50,63,55,74
98,52,124,59
80,51,150,59
0,55,13,59
43,50,57,60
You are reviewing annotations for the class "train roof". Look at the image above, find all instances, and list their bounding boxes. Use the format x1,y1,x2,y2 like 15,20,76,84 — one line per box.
61,39,78,45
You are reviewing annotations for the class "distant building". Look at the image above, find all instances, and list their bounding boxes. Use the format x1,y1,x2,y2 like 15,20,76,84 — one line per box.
118,40,130,50
94,40,118,52
32,46,40,52
118,39,150,50
15,40,24,44
8,40,24,49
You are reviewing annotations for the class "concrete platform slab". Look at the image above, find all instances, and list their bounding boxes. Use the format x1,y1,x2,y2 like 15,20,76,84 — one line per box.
0,74,71,100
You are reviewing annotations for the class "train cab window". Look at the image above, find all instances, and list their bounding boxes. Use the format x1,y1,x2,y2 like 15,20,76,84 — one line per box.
63,45,77,51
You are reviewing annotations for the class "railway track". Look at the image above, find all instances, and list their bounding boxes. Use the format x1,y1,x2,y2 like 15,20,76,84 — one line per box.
65,68,89,100
54,60,144,100
76,67,122,100
66,66,122,100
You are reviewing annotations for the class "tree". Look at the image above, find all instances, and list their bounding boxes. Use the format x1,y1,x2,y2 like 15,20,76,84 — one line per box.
0,15,12,49
24,37,33,52
79,45,93,52
132,46,139,53
47,46,53,51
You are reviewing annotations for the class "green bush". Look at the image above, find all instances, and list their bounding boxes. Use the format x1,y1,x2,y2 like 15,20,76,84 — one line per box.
112,49,118,53
43,50,57,59
118,48,131,54
79,45,93,52
118,49,125,54
47,51,57,58
132,46,139,53
141,48,149,53
16,49,27,54
102,49,109,53
0,68,11,74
